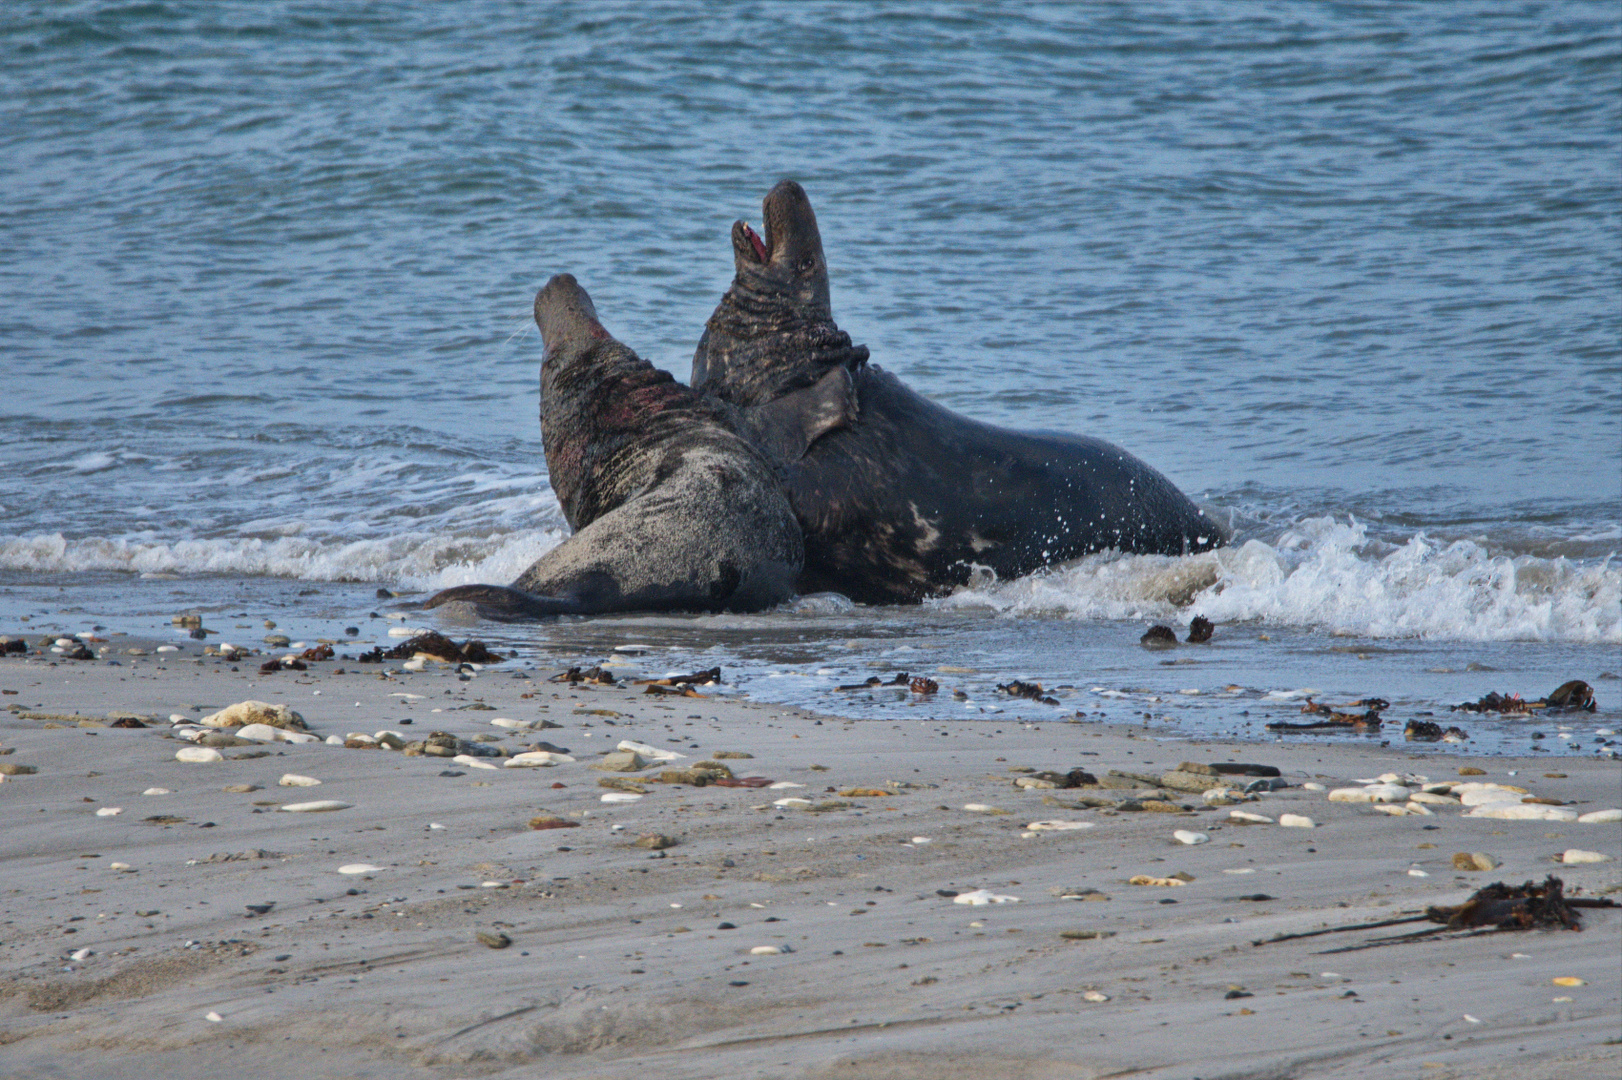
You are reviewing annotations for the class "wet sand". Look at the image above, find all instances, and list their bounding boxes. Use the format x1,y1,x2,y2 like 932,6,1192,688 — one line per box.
1,640,1617,1079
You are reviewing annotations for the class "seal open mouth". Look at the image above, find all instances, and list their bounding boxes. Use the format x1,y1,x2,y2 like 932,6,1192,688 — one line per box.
742,222,769,263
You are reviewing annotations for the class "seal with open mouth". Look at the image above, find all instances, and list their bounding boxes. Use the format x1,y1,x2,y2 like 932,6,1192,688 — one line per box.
425,274,803,619
694,180,1222,605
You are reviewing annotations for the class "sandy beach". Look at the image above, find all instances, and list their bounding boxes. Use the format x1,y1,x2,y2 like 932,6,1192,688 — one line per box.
0,635,1616,1080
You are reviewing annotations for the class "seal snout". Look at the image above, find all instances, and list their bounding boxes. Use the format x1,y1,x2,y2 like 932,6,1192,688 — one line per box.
535,273,610,357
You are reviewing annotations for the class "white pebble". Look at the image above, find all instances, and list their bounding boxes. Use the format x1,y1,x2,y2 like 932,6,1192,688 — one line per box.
142,787,171,796
1408,868,1429,877
1577,808,1622,823
963,803,1001,813
168,713,189,723
1229,810,1273,824
1560,849,1609,865
910,837,932,844
768,781,805,789
338,863,385,875
205,1011,223,1023
1026,820,1095,832
750,946,782,955
69,948,93,961
1279,814,1315,828
428,823,445,830
325,735,345,745
1466,803,1577,821
1301,782,1326,792
1082,990,1110,1002
156,646,179,653
1373,804,1412,816
617,738,685,761
504,751,575,767
1364,783,1411,803
279,774,321,787
1173,830,1210,845
1222,868,1256,874
450,754,500,770
278,800,352,813
600,792,642,803
953,888,1020,906
175,747,223,763
490,718,534,730
401,657,427,672
1409,791,1460,805
774,797,812,808
95,807,122,817
387,626,424,638
108,862,131,871
1328,787,1374,803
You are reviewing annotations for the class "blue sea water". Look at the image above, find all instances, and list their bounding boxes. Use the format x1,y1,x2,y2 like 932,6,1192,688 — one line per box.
1,2,1618,750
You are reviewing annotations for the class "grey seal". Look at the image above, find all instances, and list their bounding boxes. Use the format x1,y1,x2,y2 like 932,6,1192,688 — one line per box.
694,180,1223,605
426,274,802,619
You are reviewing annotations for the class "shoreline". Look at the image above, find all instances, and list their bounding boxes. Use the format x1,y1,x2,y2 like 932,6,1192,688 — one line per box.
0,640,1618,1079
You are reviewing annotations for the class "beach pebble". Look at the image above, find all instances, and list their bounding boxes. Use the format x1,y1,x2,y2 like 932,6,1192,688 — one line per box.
1559,849,1609,865
387,626,425,638
175,747,223,763
1409,791,1460,805
325,735,346,746
476,931,511,949
109,862,131,871
504,751,574,768
963,803,1009,814
1552,977,1585,987
279,774,321,787
278,800,352,813
1201,787,1246,806
910,837,932,844
600,792,642,803
768,781,805,789
953,888,1020,905
1082,990,1110,1002
1026,820,1095,832
1458,785,1528,806
1408,868,1429,877
1279,814,1315,828
750,945,782,955
1452,852,1499,872
1328,787,1374,803
1128,875,1186,887
1372,804,1413,816
1301,782,1326,792
1577,809,1622,823
617,739,685,761
1173,830,1210,845
490,718,535,730
1229,810,1273,824
451,754,500,770
69,948,93,961
205,1011,223,1023
774,797,812,808
1402,802,1435,816
1364,783,1411,803
94,807,122,817
142,788,171,795
199,701,307,731
593,750,648,772
338,863,385,875
1466,803,1577,821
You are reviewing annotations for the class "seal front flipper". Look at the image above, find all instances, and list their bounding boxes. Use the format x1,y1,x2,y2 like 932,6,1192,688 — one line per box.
422,584,584,621
732,364,860,465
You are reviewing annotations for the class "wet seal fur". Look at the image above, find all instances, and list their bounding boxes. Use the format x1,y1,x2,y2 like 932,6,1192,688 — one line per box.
694,180,1223,605
426,275,801,619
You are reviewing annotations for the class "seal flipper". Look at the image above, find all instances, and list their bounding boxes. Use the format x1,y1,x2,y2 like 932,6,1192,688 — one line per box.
732,364,860,465
422,583,584,621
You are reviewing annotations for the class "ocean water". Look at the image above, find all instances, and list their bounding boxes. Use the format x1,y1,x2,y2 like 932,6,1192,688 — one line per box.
3,3,1619,753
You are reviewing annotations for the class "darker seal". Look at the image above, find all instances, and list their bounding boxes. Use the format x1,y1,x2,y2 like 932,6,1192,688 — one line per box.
694,179,1223,605
426,274,802,619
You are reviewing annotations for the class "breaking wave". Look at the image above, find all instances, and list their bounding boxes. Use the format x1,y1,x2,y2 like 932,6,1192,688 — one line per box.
936,516,1621,645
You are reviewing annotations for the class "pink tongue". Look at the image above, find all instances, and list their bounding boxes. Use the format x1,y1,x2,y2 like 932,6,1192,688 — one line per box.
746,225,768,262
